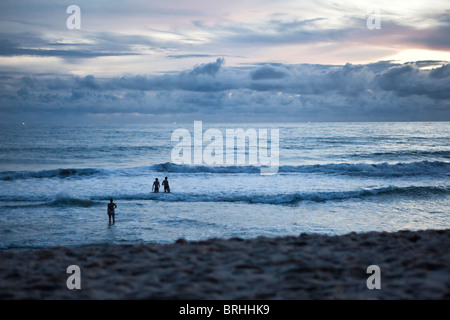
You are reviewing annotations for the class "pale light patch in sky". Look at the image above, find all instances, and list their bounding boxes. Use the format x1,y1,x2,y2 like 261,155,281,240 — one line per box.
251,42,398,65
65,55,178,77
0,56,63,74
385,49,450,65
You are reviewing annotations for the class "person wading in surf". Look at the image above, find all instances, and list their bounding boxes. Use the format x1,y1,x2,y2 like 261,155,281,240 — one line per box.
107,198,117,224
152,178,160,193
162,177,170,193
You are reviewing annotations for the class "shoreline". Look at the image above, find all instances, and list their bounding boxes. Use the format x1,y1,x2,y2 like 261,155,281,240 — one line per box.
1,229,449,299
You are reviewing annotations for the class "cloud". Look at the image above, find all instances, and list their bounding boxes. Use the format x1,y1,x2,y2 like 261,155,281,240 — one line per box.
189,58,224,76
167,54,217,59
430,63,450,78
0,33,145,58
251,65,289,80
0,59,449,122
1,1,450,79
376,63,450,99
188,15,450,53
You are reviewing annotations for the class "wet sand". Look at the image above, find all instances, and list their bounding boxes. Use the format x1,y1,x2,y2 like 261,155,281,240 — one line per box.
0,229,449,299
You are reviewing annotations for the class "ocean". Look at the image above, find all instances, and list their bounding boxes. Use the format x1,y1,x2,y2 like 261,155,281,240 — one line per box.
0,122,449,249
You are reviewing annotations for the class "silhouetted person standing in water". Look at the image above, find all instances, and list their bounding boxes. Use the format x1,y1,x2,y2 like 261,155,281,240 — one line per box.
152,178,160,193
107,198,117,224
162,177,170,193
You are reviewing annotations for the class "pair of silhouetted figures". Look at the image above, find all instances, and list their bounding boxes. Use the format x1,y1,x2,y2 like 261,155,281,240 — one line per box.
107,177,170,223
152,177,170,193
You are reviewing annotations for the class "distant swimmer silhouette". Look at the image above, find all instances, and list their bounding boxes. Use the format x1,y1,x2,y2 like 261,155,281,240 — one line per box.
152,178,160,193
162,177,170,193
107,198,117,224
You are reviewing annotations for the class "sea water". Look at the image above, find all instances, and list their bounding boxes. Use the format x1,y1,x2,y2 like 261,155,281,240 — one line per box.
0,122,449,249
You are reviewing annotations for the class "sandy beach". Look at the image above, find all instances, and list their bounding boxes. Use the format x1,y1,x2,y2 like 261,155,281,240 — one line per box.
0,229,449,299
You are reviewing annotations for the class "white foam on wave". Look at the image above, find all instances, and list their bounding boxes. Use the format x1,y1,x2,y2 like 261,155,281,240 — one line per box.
2,185,447,206
1,160,448,181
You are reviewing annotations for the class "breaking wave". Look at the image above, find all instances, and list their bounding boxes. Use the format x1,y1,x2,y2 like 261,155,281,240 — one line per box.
1,186,448,206
1,161,448,181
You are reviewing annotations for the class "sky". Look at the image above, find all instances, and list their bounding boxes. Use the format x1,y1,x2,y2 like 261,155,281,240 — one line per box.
0,0,449,123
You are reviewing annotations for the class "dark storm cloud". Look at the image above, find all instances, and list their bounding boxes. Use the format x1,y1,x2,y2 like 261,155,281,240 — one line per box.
1,59,449,122
189,58,224,76
0,42,137,58
102,58,239,92
376,64,450,99
0,32,146,58
430,64,450,79
251,65,289,80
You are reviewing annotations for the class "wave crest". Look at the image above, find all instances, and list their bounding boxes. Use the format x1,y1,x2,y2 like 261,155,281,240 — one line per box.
149,161,450,176
4,186,446,206
104,186,449,204
1,161,448,181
